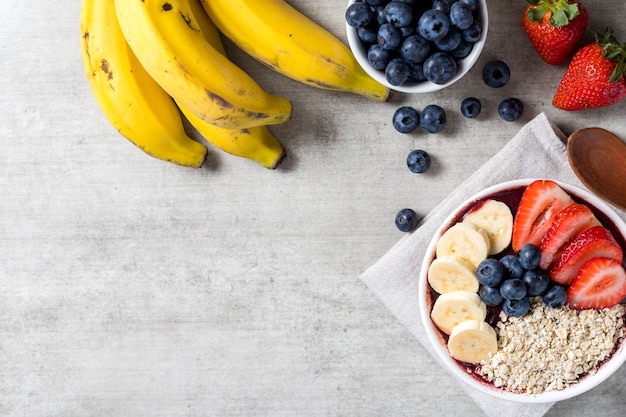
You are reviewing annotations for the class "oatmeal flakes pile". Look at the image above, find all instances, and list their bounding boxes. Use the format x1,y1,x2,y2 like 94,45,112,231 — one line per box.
478,298,625,394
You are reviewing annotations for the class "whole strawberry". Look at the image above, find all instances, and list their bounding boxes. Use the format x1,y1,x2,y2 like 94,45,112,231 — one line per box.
522,0,588,65
553,28,626,111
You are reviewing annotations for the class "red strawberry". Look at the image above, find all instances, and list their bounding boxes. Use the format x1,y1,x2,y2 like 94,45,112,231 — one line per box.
553,28,626,111
567,257,626,310
539,203,600,269
512,180,574,251
549,226,623,285
522,0,589,65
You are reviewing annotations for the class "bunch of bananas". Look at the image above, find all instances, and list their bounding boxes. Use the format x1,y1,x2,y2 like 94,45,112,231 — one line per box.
80,0,391,169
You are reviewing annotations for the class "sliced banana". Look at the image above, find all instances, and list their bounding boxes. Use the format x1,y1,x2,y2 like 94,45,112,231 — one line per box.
427,256,479,294
436,222,491,269
430,291,487,335
447,319,498,364
462,199,513,255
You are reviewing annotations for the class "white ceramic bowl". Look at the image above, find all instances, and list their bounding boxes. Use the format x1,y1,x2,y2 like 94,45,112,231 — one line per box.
418,179,626,403
346,0,488,93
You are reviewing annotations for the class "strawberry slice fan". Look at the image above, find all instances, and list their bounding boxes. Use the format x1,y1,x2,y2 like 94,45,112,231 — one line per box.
511,180,626,310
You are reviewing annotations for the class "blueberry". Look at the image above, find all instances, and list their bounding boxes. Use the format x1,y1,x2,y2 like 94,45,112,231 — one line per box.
461,20,482,42
408,63,427,81
373,6,387,26
450,39,473,59
367,44,393,70
479,284,504,307
417,9,450,41
419,104,447,133
357,25,378,44
500,254,524,279
385,58,410,86
476,258,504,287
423,52,457,85
460,97,481,118
522,269,550,296
384,1,413,27
461,0,480,11
395,208,419,232
364,0,387,7
482,60,511,88
500,278,528,301
542,285,567,308
518,243,541,270
450,1,473,30
346,3,374,28
434,28,462,52
399,25,414,38
392,106,420,133
498,98,524,122
377,23,403,50
400,35,431,64
502,296,531,317
432,0,451,13
407,149,431,173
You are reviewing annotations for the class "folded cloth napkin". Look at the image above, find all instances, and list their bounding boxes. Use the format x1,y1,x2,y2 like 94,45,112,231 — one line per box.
360,112,626,417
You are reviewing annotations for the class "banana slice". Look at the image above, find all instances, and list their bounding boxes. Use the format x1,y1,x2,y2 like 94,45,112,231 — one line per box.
436,222,491,268
430,291,487,335
462,199,513,255
428,256,479,294
447,319,498,364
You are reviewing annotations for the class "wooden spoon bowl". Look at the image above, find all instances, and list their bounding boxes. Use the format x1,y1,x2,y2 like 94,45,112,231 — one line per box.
567,127,626,212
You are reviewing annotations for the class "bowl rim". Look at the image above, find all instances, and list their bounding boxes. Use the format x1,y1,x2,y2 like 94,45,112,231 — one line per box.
345,0,489,93
418,178,626,403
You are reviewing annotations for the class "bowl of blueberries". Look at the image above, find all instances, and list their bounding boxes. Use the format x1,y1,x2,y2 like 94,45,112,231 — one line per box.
346,0,488,93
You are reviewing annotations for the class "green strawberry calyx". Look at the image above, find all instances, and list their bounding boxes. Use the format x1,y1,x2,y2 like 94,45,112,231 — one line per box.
594,28,626,83
526,0,580,28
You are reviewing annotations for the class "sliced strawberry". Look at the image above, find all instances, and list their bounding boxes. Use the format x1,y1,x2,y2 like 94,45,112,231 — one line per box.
512,180,574,251
549,226,623,285
567,257,626,310
539,203,601,269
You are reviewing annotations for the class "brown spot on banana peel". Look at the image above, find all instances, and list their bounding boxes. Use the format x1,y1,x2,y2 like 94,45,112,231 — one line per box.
100,59,113,81
162,3,173,12
180,12,198,31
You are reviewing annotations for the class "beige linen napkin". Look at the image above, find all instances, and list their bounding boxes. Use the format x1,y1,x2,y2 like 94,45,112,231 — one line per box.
360,112,625,417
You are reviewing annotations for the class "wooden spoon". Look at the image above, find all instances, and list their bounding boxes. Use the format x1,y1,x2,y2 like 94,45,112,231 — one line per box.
567,127,626,212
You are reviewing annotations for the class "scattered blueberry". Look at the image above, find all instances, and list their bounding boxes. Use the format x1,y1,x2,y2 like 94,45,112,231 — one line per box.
392,106,420,133
400,35,431,64
417,9,450,41
407,149,431,173
460,97,481,118
500,254,524,279
450,1,473,30
385,58,410,86
479,284,504,307
420,104,447,133
542,285,567,308
367,44,393,70
498,98,524,122
482,60,511,88
395,208,419,232
476,258,504,287
500,278,528,301
502,296,531,317
518,244,541,270
522,269,550,296
384,1,414,27
345,2,374,28
423,52,457,85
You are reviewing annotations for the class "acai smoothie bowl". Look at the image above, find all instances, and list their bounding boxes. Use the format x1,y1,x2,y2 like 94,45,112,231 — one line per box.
418,179,626,403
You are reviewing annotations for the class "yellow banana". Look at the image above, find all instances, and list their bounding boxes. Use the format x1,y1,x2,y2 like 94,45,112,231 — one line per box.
114,0,293,130
200,0,391,102
176,0,285,169
80,0,207,168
